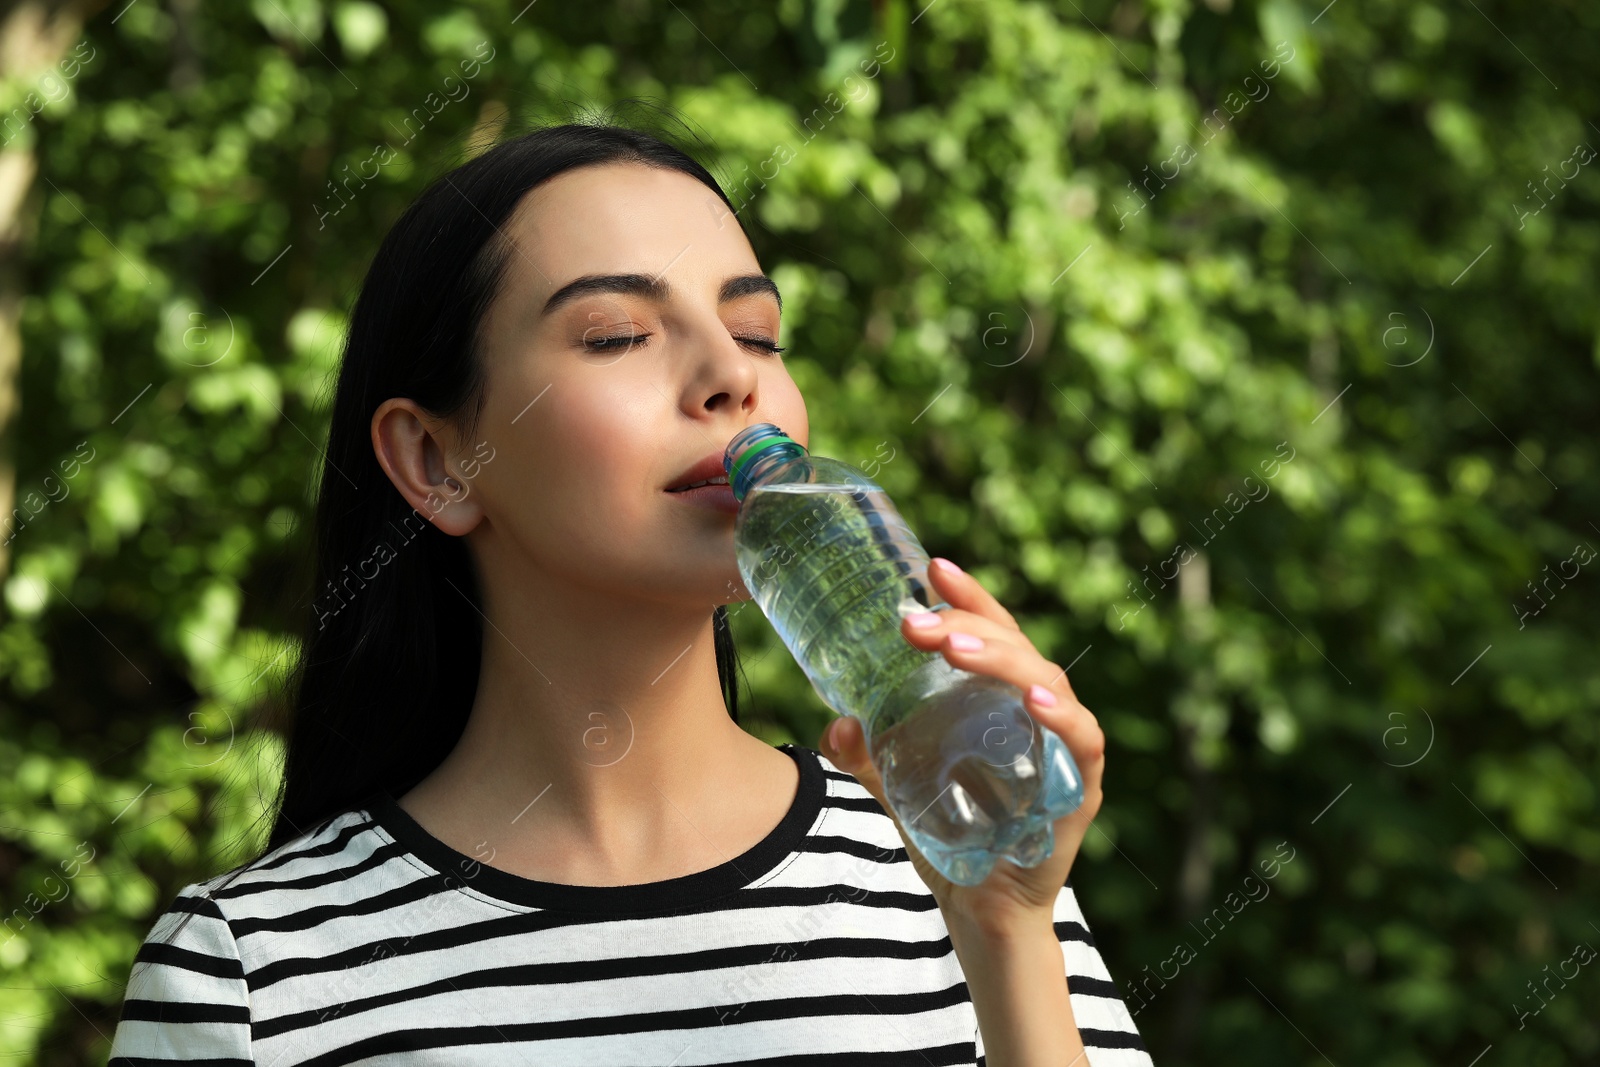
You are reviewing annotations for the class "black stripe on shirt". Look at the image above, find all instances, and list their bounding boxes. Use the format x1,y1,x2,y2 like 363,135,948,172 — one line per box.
118,1000,251,1025
798,833,907,864
1079,1026,1149,1050
1053,918,1095,946
253,930,966,1039
245,881,947,992
694,1047,976,1066
165,894,217,917
131,941,244,981
291,982,978,1067
247,815,374,874
1067,974,1125,1000
213,839,408,899
229,869,447,938
822,793,890,816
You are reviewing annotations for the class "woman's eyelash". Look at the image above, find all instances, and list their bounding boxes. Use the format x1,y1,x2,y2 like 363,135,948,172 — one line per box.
738,337,787,354
582,334,785,355
583,335,648,351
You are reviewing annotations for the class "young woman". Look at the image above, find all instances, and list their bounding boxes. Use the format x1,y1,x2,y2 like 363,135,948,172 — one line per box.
108,120,1152,1066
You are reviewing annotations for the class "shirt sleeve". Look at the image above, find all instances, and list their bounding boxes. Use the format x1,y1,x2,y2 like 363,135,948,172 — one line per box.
108,882,254,1065
974,878,1154,1067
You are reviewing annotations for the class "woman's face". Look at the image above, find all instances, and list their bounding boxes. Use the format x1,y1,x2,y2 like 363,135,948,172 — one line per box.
455,161,808,608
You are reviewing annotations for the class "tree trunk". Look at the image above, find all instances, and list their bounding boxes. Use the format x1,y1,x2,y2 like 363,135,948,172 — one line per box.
0,0,106,583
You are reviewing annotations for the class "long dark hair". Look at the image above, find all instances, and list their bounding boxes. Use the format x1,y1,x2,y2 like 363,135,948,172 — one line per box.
266,118,748,854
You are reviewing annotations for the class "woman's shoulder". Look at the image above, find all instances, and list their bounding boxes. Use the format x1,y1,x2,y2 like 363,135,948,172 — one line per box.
143,801,389,943
205,802,384,893
110,807,382,1061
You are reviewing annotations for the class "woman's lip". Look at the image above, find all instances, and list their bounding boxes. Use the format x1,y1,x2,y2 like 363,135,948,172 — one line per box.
665,483,739,513
667,450,733,492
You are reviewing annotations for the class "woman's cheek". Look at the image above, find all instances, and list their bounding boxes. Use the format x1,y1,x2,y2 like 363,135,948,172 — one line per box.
551,392,651,523
766,368,809,443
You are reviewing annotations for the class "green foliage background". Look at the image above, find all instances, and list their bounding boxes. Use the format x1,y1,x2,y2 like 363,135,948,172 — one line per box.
1,0,1596,1063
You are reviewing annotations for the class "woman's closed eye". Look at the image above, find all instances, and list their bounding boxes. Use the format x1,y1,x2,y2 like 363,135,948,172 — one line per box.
582,332,786,355
738,336,786,354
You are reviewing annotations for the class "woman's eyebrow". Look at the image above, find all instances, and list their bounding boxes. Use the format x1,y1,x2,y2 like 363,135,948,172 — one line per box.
541,273,782,317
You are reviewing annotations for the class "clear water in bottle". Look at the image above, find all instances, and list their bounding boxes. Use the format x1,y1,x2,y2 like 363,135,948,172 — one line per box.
723,423,1084,886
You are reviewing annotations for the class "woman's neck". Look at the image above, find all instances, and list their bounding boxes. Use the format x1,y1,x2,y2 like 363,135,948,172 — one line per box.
395,575,797,887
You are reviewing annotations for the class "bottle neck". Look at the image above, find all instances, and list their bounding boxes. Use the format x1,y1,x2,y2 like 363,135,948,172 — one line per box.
725,424,808,501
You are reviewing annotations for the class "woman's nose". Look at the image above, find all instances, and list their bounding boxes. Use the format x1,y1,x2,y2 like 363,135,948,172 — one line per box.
682,325,760,418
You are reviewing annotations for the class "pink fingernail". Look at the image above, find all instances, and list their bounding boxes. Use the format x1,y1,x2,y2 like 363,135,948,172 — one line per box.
1028,684,1058,708
948,632,983,652
933,558,963,576
906,612,942,629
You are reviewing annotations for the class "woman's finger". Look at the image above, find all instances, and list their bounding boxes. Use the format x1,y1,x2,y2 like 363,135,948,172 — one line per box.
900,601,1098,789
907,567,1104,841
1032,688,1104,820
923,559,1091,718
904,618,1106,826
908,616,1081,708
819,686,1105,899
927,558,1021,632
899,606,1033,658
921,622,1087,732
818,715,882,798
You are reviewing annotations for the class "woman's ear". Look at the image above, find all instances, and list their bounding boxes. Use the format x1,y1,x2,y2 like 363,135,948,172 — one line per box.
371,398,486,537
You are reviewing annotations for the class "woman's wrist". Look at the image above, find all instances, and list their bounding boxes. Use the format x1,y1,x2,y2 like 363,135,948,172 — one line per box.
941,893,1055,944
946,905,1086,1067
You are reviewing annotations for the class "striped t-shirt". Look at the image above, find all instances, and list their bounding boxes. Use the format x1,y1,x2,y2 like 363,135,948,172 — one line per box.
109,743,1152,1065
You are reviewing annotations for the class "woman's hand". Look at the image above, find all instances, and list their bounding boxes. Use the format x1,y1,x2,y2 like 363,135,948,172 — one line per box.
817,556,1105,937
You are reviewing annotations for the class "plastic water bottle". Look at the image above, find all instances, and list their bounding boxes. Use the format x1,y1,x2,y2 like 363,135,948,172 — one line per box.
723,423,1084,886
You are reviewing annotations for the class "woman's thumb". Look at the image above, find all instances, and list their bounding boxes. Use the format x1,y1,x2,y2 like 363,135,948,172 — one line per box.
820,716,868,775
